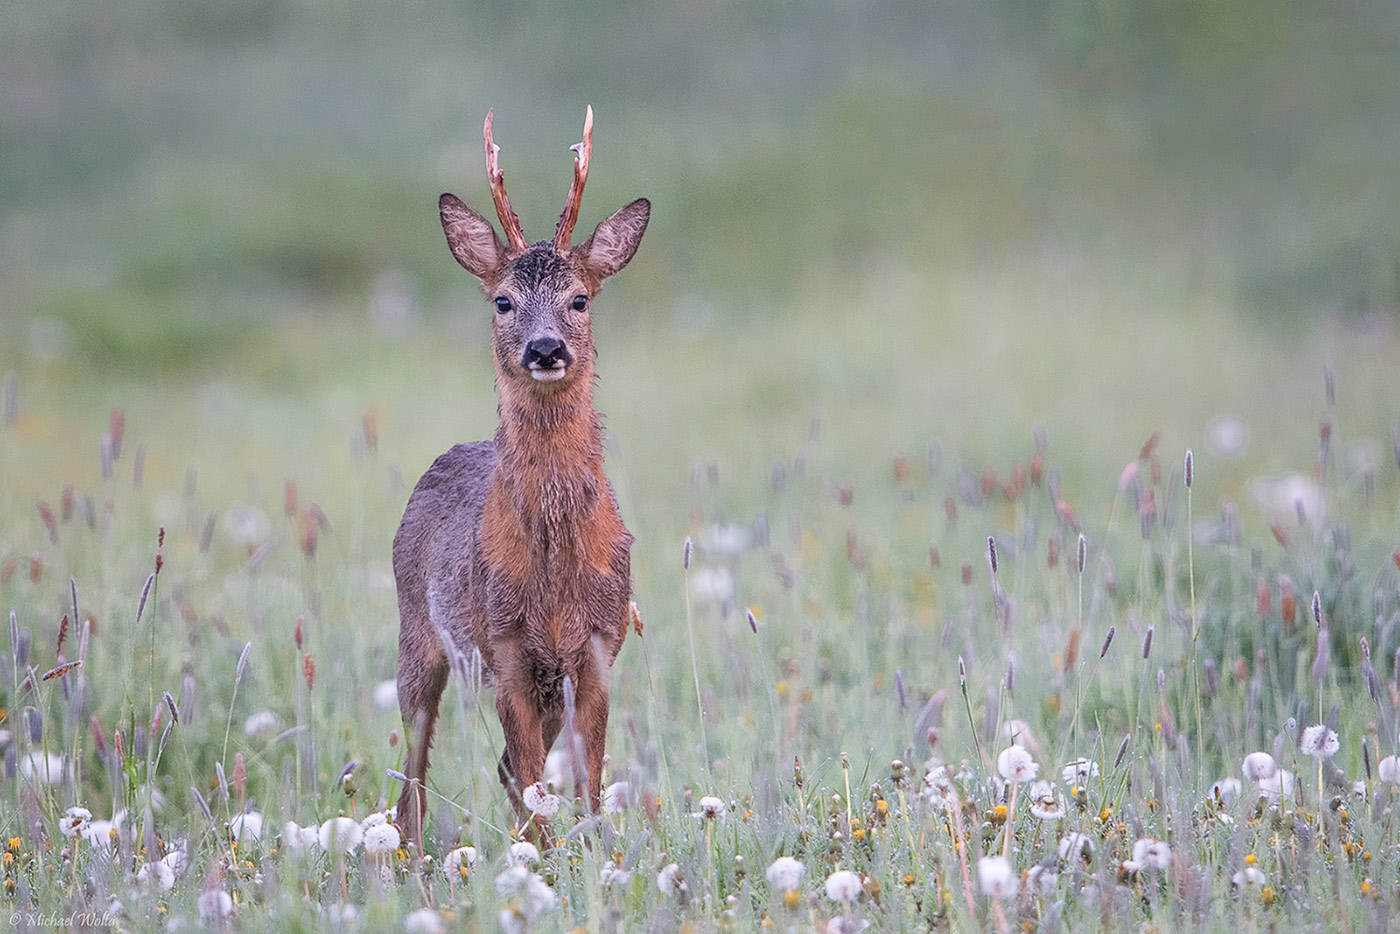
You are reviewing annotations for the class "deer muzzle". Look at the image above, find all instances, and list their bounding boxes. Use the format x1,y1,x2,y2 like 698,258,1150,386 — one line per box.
522,337,573,382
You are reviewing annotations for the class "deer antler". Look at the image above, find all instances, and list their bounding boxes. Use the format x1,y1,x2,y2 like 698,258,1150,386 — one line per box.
553,105,593,251
484,109,529,254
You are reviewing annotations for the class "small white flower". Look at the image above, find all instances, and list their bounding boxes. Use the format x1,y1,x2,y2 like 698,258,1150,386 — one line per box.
1352,780,1367,801
525,873,556,915
507,840,540,867
826,918,871,934
363,822,400,856
136,860,175,893
196,889,233,921
1257,769,1294,802
697,795,726,819
60,806,92,838
1058,832,1094,863
824,869,864,903
1242,752,1277,782
318,816,363,853
996,745,1038,783
1232,866,1267,888
19,751,69,785
283,821,320,853
1026,864,1058,895
404,908,444,934
600,863,632,888
700,523,751,555
1379,755,1400,784
83,819,117,855
242,710,278,737
326,903,358,925
496,865,531,896
1029,792,1065,821
523,782,561,819
1131,838,1171,870
359,810,389,830
603,781,632,814
161,847,187,877
446,845,478,873
657,862,684,895
229,810,263,843
1300,724,1339,759
690,566,735,604
766,856,805,891
923,759,952,788
494,865,556,917
1061,758,1099,785
977,856,1018,898
1211,777,1242,806
543,748,571,789
372,679,399,710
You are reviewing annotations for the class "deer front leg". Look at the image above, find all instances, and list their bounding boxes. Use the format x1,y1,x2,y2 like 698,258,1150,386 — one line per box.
495,674,550,840
574,675,611,812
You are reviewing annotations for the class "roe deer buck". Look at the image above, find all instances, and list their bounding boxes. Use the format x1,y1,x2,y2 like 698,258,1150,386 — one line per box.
394,106,649,846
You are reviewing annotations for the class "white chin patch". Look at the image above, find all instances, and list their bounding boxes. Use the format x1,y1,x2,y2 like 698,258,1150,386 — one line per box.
530,367,567,382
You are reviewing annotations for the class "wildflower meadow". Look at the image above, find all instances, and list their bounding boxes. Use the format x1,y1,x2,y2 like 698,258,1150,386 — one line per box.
5,2,1400,931
1,352,1398,932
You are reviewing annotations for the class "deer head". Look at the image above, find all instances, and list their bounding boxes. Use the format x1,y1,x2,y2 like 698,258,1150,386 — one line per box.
439,107,650,392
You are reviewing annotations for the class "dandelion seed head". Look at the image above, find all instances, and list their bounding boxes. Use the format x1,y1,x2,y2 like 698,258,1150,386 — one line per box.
523,782,561,818
405,908,446,934
1131,838,1171,870
229,810,264,843
977,856,1018,898
1257,769,1295,802
657,862,683,895
766,856,806,891
1242,752,1277,782
1300,724,1339,759
697,795,726,819
363,822,400,855
507,841,540,867
317,816,363,853
824,869,863,903
446,846,478,871
996,745,1038,783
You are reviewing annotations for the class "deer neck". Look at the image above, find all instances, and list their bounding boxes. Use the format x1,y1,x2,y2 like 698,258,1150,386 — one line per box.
494,376,605,528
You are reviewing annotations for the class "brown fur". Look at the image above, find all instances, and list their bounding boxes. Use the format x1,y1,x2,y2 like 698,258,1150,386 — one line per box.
393,115,648,848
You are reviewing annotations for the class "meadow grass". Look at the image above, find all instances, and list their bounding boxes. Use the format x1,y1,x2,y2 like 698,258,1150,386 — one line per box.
1,256,1398,933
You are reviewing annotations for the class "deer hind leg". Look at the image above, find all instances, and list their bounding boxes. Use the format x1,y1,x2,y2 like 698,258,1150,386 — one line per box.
575,679,611,812
396,643,448,852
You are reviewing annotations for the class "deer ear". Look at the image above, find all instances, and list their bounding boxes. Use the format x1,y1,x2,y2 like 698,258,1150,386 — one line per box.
440,193,504,281
576,198,650,282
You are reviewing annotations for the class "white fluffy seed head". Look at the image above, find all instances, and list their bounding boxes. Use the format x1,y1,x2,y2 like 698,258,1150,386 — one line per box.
824,869,864,903
766,856,805,890
996,745,1038,783
1242,752,1277,782
977,856,1018,898
1300,724,1339,759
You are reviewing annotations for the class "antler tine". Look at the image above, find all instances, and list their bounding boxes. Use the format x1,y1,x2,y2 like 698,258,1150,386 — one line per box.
484,109,529,254
553,104,594,251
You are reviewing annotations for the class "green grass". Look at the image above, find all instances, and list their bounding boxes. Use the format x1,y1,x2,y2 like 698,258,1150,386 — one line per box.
1,258,1398,930
2,0,1400,929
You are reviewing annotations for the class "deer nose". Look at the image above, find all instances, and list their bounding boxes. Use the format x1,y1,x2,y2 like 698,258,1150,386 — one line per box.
523,336,572,370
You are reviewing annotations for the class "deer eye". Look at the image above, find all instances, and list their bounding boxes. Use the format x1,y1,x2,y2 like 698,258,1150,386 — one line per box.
494,296,513,314
571,294,588,311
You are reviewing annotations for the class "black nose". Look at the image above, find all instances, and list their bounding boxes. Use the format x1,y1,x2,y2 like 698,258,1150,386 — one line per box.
523,337,571,369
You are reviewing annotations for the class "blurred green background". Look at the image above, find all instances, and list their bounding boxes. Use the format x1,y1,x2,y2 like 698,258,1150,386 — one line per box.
2,0,1399,520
